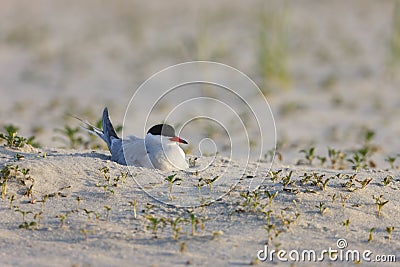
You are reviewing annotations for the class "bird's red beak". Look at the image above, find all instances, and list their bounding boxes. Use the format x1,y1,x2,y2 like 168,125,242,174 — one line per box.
169,136,188,144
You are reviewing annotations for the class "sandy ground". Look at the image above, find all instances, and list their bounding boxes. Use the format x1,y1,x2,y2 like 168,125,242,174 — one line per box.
1,0,400,266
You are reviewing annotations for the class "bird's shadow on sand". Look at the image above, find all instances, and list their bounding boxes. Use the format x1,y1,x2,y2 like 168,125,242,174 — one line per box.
47,150,110,161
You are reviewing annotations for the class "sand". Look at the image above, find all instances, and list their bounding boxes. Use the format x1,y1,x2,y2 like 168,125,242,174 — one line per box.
1,0,400,266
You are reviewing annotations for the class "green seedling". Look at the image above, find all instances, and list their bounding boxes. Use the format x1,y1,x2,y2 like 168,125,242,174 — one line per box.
382,175,394,186
269,169,282,182
342,218,351,231
165,174,181,200
341,174,357,192
368,227,376,242
54,125,84,149
319,177,330,191
99,166,111,184
362,128,375,145
113,171,128,186
265,191,278,206
1,178,8,199
19,221,37,230
168,217,185,240
104,206,111,222
299,147,315,165
15,209,32,222
329,193,337,203
347,152,367,172
373,195,389,217
317,155,327,166
21,168,30,178
0,125,30,148
203,176,219,190
385,156,397,169
355,178,373,190
240,191,262,212
8,194,15,209
0,165,13,199
34,211,43,225
40,194,49,212
327,147,346,169
386,226,394,241
189,213,200,236
340,193,350,208
316,202,328,215
300,172,312,185
57,212,71,228
281,170,294,189
146,216,166,238
24,184,34,202
83,209,95,221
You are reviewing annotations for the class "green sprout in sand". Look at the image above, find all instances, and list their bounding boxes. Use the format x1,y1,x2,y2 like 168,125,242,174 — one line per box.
368,227,376,242
165,174,181,200
373,195,389,217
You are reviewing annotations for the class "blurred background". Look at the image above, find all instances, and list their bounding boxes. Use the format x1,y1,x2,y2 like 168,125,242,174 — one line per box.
0,0,399,165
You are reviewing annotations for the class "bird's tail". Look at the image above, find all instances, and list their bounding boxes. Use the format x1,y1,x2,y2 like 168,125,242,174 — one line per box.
73,107,119,150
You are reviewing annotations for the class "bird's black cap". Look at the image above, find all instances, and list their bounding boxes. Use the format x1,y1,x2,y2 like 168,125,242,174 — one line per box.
147,124,176,138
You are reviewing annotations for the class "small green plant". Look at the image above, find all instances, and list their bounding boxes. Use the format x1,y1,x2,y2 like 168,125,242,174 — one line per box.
373,195,389,217
299,147,315,165
382,175,394,186
368,227,376,242
168,217,185,240
8,193,15,209
265,191,279,206
386,226,394,241
347,152,368,172
342,218,351,231
99,166,111,184
104,205,111,222
15,209,33,222
19,221,37,230
146,215,166,238
327,147,346,169
316,202,328,215
203,176,219,190
269,169,282,182
340,193,350,208
355,178,373,190
53,125,83,149
165,174,181,200
281,170,295,190
0,125,29,148
189,213,200,236
57,212,71,228
385,156,397,169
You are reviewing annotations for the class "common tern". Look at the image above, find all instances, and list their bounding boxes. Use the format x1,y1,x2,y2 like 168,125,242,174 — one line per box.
79,107,189,171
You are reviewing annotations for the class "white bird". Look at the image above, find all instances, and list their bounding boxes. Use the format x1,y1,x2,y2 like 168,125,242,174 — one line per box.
78,107,189,171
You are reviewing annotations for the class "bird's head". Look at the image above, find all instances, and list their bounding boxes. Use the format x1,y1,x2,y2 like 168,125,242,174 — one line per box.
146,124,188,144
